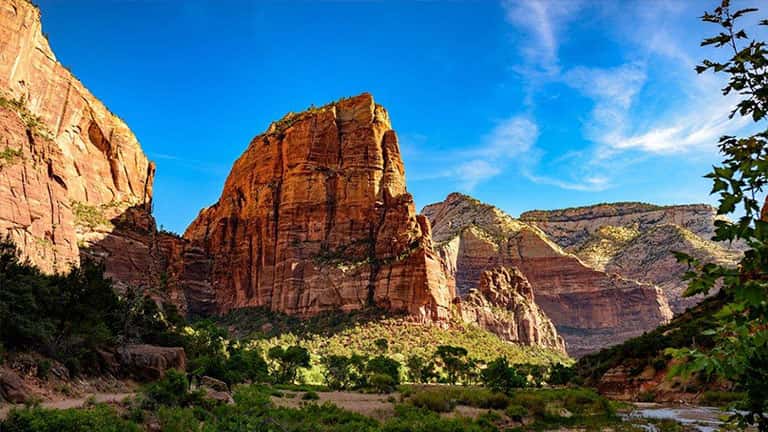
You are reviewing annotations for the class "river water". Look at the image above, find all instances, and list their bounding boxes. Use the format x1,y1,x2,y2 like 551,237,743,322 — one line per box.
628,402,733,432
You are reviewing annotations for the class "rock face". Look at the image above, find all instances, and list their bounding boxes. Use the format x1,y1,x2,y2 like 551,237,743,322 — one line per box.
458,267,565,352
424,193,674,356
520,203,741,315
0,0,156,287
180,94,452,320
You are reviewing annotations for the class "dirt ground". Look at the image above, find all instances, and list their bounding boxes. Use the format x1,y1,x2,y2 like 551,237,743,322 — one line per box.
0,392,135,419
272,391,397,421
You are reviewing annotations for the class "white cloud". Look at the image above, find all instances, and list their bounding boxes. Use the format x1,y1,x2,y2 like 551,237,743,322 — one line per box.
501,0,582,76
455,160,503,191
477,116,538,158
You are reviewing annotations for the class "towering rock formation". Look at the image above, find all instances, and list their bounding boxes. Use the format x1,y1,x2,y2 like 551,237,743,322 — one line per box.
0,0,156,286
180,94,452,320
458,267,565,352
424,193,674,356
520,203,741,315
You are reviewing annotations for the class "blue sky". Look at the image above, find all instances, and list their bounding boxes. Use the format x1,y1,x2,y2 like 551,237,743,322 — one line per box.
36,0,762,233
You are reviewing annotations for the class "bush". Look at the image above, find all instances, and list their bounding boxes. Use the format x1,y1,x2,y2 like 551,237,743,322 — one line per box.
36,359,52,380
1,405,141,432
369,373,396,394
408,389,455,412
381,404,497,432
302,390,320,401
144,369,189,407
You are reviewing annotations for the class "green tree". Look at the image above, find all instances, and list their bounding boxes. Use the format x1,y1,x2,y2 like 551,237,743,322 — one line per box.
481,357,526,395
321,355,354,390
669,2,768,430
267,345,310,384
435,345,467,385
405,354,437,384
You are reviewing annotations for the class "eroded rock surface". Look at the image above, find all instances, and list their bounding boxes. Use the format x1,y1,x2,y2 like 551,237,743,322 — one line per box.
458,267,565,352
0,0,155,285
424,193,674,356
521,202,741,315
181,94,452,320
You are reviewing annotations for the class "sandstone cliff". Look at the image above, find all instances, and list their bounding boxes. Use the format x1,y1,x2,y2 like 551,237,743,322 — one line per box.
423,193,674,356
180,94,452,320
458,267,565,352
521,203,741,315
0,0,156,287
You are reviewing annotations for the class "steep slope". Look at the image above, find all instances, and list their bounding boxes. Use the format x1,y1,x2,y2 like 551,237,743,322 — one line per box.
522,203,741,315
0,0,156,288
458,267,565,352
179,94,452,320
423,193,673,356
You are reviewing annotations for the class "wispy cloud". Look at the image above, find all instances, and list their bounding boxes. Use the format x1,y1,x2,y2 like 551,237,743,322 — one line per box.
495,0,756,193
413,115,539,191
501,0,582,77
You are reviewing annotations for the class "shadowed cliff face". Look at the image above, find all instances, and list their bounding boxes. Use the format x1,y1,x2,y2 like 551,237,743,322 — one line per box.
423,193,675,357
0,0,154,275
180,94,453,320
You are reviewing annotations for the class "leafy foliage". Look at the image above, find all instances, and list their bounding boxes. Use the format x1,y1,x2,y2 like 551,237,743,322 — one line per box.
668,2,768,430
480,357,527,395
267,345,311,384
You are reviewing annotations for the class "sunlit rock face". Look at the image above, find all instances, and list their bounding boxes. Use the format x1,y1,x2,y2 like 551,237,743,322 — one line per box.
458,266,566,353
424,193,675,356
520,203,742,315
180,93,453,320
0,0,156,287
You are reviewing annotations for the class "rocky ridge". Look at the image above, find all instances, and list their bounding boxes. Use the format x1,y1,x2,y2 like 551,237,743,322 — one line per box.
521,202,742,315
423,193,675,356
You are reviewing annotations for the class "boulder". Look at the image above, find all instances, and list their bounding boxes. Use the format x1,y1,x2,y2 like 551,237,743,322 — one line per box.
0,368,31,403
115,345,186,381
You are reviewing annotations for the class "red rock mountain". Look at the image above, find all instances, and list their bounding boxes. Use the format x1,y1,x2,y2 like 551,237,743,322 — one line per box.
423,193,674,356
0,0,156,288
520,203,742,315
175,94,453,321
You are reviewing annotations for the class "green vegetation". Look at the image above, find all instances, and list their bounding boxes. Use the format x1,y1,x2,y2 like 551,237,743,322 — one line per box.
2,404,141,432
0,94,54,140
0,146,23,168
575,294,723,384
0,236,177,375
71,201,110,229
665,3,768,430
217,306,569,374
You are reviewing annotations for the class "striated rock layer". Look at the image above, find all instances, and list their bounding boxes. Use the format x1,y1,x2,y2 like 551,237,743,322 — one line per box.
458,267,565,352
521,203,742,315
180,94,452,320
0,0,155,286
423,193,674,356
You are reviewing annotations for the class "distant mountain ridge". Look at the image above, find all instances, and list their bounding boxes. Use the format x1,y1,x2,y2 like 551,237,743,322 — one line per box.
423,193,741,356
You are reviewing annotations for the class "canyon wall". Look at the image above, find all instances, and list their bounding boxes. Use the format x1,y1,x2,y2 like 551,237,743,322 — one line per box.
424,193,674,356
520,203,741,315
0,0,156,289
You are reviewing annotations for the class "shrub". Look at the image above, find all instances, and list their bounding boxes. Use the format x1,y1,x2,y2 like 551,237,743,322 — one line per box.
407,390,455,412
144,369,189,407
302,390,320,401
1,404,140,432
368,373,396,394
157,406,199,432
36,359,52,380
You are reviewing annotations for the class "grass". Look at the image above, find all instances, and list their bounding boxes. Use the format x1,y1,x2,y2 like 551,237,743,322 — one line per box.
0,147,23,168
